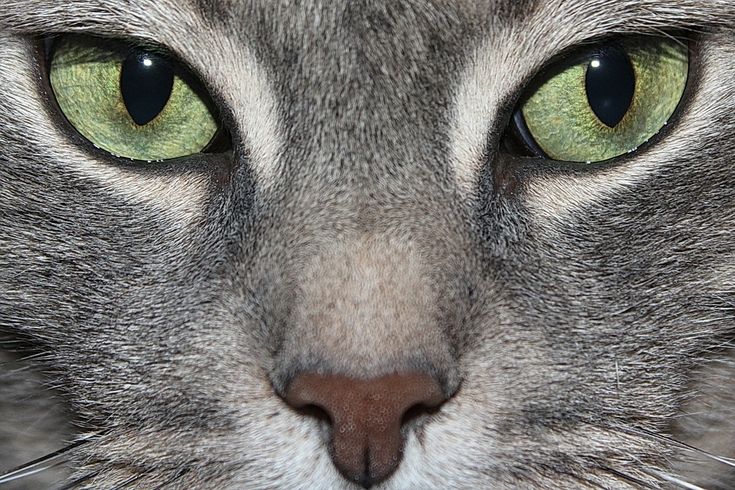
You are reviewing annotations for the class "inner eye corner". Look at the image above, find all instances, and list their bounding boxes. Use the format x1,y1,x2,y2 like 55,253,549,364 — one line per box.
41,36,58,62
504,111,545,159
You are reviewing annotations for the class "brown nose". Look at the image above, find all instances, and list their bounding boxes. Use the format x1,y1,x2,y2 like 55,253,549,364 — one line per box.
283,372,446,488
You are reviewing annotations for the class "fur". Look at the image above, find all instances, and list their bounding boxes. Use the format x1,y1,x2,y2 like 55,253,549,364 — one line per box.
1,0,734,488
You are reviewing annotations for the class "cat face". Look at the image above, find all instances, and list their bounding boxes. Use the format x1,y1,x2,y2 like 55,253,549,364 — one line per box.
1,0,734,488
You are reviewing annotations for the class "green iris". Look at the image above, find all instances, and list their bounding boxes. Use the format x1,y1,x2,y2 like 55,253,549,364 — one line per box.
518,38,688,163
50,36,219,161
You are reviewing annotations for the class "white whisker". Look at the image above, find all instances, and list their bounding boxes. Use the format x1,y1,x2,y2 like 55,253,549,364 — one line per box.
626,427,735,469
650,471,707,490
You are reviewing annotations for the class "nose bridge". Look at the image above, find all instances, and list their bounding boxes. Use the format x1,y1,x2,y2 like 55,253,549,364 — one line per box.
274,234,456,382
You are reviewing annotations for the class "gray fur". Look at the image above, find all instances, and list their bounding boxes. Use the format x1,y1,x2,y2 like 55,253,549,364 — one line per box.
1,0,734,488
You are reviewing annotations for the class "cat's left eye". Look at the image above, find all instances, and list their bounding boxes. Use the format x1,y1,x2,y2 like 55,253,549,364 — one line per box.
509,37,689,164
48,35,226,162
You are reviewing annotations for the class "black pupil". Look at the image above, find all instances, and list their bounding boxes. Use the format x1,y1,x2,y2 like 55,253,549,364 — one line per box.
120,51,174,126
585,46,636,128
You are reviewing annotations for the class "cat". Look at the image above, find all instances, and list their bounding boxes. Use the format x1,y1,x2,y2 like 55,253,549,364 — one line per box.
1,0,735,488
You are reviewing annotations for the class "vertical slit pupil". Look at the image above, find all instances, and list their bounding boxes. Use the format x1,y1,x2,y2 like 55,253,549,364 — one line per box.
120,51,175,126
585,46,636,128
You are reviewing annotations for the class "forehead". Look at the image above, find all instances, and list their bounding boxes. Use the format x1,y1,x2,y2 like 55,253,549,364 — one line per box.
183,0,523,74
184,0,727,41
189,0,537,29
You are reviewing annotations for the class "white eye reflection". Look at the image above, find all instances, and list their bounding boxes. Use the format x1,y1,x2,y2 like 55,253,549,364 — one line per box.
590,59,601,68
142,57,153,67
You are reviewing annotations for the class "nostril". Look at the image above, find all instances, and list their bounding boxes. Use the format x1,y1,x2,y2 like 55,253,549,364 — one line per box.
293,402,332,426
401,398,444,428
281,372,447,487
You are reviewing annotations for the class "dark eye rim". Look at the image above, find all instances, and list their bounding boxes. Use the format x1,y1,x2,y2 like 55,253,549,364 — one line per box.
499,33,699,173
39,33,234,168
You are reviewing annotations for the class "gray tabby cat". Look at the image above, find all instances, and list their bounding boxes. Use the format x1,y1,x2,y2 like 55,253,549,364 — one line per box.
1,0,734,488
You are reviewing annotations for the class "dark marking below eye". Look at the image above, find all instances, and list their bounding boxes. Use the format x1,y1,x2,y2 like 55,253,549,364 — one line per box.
120,51,174,126
585,46,636,128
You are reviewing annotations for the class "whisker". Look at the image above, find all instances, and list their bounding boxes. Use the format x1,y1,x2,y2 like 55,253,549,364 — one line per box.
0,460,65,485
558,473,607,489
566,471,616,490
0,351,48,367
0,365,36,378
624,427,735,470
648,471,707,490
0,439,88,486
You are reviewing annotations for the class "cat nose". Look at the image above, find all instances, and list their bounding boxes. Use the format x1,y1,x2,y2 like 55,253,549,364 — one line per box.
282,372,447,488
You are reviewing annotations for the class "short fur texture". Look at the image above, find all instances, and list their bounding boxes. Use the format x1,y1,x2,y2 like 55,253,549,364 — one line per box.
1,0,734,488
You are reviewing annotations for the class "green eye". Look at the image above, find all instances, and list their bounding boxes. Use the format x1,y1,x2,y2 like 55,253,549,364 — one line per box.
513,38,689,163
49,36,222,162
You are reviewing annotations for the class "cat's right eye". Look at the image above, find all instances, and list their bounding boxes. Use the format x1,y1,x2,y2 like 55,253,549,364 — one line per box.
48,35,226,162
